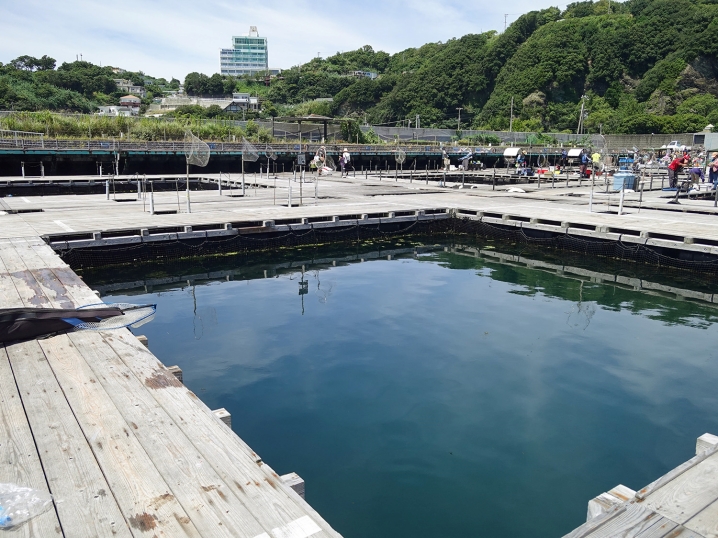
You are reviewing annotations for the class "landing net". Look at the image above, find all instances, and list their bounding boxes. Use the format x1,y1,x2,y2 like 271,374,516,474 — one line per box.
73,303,157,330
242,138,259,162
184,131,210,167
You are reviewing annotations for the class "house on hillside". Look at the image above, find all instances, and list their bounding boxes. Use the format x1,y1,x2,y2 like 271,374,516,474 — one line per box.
96,105,136,117
113,79,146,98
224,93,260,112
349,71,378,80
119,95,142,109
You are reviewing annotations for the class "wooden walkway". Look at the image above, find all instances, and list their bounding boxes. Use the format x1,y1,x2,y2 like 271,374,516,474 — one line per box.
563,434,718,538
0,236,341,537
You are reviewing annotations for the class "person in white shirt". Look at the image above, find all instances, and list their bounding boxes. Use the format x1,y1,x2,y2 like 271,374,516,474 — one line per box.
342,148,351,177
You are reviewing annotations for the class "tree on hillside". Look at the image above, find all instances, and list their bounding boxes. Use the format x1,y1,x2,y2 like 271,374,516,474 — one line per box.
9,55,56,71
34,61,117,98
184,72,209,96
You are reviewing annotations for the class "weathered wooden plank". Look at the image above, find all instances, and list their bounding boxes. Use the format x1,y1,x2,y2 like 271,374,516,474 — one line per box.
0,253,23,308
38,334,202,538
637,443,718,501
565,503,666,538
631,518,679,538
0,244,51,308
643,450,718,524
0,347,63,538
588,485,637,521
0,249,58,535
98,331,341,537
3,241,74,309
6,340,132,538
0,243,31,273
681,492,718,537
27,242,101,307
562,504,627,538
10,238,55,272
66,331,271,538
662,527,704,537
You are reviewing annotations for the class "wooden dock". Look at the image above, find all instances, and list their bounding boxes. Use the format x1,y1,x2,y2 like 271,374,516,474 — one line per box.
0,236,341,537
3,170,718,536
563,434,718,538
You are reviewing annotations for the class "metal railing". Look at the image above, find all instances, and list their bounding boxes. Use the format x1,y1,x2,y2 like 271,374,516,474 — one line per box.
0,129,45,148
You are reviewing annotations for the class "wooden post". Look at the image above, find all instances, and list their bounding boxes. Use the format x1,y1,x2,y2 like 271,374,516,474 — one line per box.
639,179,644,204
212,408,231,429
167,365,183,383
280,473,305,499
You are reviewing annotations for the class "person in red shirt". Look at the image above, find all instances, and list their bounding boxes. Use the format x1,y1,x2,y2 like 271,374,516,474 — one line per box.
667,155,688,188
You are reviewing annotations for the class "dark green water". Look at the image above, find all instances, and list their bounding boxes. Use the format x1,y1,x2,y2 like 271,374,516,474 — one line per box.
92,244,718,538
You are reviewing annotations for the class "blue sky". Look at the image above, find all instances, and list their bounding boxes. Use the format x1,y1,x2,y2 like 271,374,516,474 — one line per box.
1,0,570,80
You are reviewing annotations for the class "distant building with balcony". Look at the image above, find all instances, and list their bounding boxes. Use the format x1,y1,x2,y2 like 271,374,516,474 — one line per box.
113,79,146,98
97,105,137,117
220,26,271,76
119,95,142,108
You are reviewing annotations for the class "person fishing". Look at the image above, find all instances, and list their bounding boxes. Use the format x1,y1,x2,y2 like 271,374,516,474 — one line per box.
667,154,689,188
342,148,352,177
709,152,718,187
339,154,346,177
580,151,589,178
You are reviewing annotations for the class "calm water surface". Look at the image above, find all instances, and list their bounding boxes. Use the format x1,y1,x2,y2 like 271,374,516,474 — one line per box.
93,245,718,538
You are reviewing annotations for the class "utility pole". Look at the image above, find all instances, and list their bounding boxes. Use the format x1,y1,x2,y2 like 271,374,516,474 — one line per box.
457,107,463,132
416,114,420,129
504,14,509,32
509,97,514,132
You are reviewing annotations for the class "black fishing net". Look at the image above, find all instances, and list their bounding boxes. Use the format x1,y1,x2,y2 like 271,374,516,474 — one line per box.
59,217,718,275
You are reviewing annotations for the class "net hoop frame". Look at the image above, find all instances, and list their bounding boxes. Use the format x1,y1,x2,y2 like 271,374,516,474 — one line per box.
75,303,157,330
184,130,210,167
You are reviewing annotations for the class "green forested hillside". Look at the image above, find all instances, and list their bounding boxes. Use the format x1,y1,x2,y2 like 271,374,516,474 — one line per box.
0,57,177,113
3,0,718,134
265,0,718,134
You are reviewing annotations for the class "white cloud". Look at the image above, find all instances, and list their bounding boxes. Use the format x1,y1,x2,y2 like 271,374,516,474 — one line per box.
0,0,569,79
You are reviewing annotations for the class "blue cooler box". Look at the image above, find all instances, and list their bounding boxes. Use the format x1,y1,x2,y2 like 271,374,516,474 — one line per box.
612,172,636,190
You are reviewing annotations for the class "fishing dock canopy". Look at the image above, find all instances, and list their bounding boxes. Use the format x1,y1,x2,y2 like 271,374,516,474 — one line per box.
274,115,344,142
